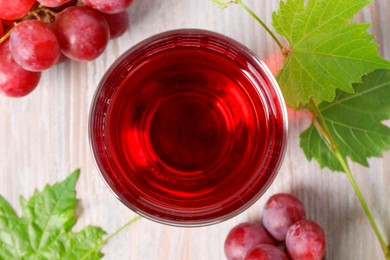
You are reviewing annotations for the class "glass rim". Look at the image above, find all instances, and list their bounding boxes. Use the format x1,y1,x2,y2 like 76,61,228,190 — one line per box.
88,28,288,227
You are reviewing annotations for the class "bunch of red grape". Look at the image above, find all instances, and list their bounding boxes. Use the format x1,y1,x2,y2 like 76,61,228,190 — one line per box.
224,193,326,260
0,0,132,98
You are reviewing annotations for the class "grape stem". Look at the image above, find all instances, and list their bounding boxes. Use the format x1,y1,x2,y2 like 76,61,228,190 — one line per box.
310,100,390,260
0,4,58,45
80,215,142,260
0,28,13,45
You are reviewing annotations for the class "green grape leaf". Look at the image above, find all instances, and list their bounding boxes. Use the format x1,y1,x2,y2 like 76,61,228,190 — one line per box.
272,0,390,108
0,169,106,260
300,69,390,171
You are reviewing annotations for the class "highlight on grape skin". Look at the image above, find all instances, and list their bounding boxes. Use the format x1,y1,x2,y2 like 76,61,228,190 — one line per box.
52,6,110,62
9,20,60,72
285,220,326,260
0,40,41,98
0,0,133,98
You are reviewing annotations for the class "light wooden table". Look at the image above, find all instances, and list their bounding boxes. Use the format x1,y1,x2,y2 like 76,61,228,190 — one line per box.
1,0,390,259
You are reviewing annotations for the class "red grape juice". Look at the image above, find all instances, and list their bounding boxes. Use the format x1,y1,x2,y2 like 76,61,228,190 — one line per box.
89,29,287,226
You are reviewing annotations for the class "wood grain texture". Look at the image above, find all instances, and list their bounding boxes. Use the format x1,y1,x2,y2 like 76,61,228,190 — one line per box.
1,0,389,259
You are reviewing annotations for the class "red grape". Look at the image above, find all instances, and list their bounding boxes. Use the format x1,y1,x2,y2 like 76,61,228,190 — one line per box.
37,0,72,8
102,11,129,39
262,193,306,241
9,20,60,71
53,6,110,62
224,222,275,260
0,40,41,97
82,0,133,14
0,0,36,20
244,244,288,260
285,220,326,260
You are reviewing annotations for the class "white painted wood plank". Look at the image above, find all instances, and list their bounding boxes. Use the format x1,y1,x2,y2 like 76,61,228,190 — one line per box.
0,0,389,259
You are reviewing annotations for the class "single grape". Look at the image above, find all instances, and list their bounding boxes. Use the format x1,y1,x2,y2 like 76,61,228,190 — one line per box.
0,40,41,97
10,20,60,71
262,193,306,241
0,0,36,20
102,11,129,39
37,0,72,8
82,0,133,14
224,222,275,260
244,244,288,260
285,220,326,260
53,6,110,62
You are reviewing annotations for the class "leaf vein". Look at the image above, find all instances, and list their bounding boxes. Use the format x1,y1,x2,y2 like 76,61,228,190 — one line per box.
321,81,390,111
294,1,369,46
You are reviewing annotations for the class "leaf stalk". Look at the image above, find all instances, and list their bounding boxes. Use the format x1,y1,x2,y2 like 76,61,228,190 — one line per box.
310,101,390,259
80,216,142,260
333,150,390,259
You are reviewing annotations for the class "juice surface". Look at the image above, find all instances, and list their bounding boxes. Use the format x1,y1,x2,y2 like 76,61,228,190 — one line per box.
106,48,269,210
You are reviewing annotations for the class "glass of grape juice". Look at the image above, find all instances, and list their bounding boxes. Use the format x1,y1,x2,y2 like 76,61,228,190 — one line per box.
89,29,288,226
